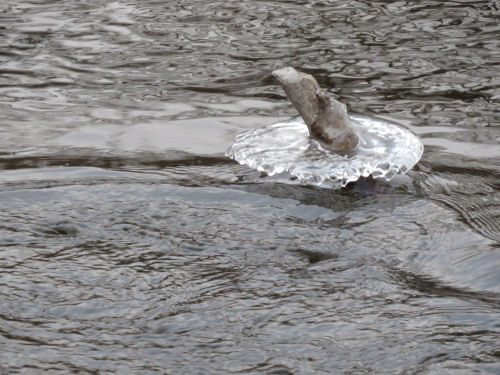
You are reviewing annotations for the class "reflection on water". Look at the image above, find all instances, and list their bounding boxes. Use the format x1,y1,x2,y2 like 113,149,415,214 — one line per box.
0,0,499,374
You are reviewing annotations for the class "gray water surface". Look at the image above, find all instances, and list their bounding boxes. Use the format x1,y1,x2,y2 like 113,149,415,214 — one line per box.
1,1,499,374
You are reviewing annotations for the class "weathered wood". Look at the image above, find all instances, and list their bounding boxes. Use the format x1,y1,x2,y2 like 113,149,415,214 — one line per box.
272,67,359,152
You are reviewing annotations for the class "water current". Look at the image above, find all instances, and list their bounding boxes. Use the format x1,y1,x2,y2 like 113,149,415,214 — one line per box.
1,1,499,374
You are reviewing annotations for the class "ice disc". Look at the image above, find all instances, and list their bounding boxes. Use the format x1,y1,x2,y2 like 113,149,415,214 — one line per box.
226,115,423,188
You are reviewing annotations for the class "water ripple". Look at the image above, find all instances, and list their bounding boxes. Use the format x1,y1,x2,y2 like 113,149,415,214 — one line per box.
0,0,499,374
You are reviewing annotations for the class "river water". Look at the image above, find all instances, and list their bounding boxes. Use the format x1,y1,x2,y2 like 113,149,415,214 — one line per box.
1,1,499,374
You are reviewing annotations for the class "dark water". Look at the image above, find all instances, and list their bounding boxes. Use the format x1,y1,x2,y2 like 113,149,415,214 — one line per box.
1,1,500,373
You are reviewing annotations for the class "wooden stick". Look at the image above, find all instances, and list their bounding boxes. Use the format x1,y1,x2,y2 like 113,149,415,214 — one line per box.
272,67,359,152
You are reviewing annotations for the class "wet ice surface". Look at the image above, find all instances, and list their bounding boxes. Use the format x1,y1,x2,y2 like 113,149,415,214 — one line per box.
1,0,500,374
227,115,424,188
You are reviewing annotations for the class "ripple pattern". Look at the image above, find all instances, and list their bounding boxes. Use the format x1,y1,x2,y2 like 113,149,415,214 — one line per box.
0,0,499,374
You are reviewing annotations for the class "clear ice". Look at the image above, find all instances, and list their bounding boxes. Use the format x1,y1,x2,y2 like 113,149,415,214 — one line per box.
226,115,424,189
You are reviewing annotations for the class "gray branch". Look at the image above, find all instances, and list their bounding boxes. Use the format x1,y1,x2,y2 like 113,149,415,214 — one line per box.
272,67,359,152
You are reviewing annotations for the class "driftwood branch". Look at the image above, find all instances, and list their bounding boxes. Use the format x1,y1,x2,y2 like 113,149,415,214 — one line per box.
272,67,359,152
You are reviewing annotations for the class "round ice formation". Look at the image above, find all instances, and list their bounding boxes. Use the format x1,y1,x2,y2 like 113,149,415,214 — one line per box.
226,115,423,189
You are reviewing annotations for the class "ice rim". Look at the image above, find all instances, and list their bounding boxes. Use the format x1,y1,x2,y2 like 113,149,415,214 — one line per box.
226,115,424,189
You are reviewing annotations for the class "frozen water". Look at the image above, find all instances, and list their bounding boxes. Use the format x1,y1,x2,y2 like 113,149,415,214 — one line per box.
227,115,423,188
